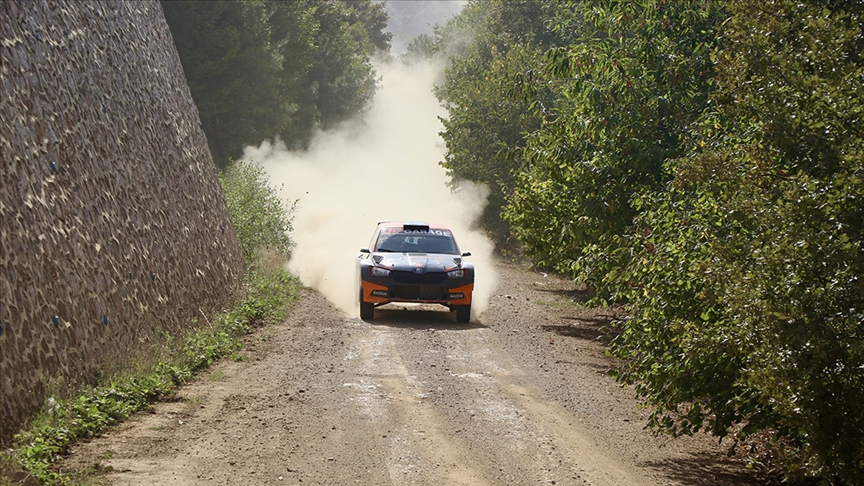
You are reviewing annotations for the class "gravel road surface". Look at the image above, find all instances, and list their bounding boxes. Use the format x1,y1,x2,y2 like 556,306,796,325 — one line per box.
65,261,762,485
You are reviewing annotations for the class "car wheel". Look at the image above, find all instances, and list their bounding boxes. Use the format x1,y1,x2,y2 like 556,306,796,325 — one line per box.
455,304,471,323
360,301,375,320
359,288,374,320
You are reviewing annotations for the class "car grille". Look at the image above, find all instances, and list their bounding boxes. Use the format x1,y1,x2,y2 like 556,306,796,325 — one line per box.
393,285,446,300
390,271,447,285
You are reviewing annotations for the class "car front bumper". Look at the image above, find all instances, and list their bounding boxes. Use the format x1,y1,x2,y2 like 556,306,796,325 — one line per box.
361,279,473,306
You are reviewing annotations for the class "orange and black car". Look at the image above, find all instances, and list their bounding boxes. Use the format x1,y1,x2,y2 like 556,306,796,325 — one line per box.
357,222,474,322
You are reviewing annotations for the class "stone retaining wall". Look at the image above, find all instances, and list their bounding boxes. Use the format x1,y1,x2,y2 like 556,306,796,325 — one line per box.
0,0,245,441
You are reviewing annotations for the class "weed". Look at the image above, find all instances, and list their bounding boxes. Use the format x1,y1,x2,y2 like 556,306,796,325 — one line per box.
3,155,301,485
4,263,301,485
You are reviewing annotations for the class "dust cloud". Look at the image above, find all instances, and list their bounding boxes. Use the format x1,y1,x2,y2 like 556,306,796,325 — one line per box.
241,60,499,319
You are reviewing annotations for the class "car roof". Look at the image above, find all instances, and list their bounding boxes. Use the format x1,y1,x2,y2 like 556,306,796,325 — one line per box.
376,221,453,231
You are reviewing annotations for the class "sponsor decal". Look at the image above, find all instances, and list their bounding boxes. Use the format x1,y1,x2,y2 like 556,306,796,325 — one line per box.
400,229,451,236
380,227,451,237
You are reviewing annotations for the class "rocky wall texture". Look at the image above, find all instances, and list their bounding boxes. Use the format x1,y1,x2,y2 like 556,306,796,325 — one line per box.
0,0,245,441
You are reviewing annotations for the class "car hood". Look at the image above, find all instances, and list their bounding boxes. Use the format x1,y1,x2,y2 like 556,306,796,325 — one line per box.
373,252,460,272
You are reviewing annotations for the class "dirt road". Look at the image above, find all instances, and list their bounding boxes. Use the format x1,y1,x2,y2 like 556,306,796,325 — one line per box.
66,262,761,485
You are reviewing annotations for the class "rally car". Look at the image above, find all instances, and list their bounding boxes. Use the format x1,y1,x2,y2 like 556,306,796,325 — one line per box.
357,222,474,322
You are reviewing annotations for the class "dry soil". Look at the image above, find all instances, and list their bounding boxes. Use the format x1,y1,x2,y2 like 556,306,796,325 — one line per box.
63,261,764,485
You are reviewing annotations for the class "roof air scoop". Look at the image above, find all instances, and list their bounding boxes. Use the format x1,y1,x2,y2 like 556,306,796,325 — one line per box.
402,222,430,232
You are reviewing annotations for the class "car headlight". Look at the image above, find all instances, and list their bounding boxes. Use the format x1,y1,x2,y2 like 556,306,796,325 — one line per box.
447,269,465,279
371,266,390,277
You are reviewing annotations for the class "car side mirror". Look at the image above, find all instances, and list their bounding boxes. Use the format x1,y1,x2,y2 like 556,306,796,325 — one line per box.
360,248,371,254
461,252,471,257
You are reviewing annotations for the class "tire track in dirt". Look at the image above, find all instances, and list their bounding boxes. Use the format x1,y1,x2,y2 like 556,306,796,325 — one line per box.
345,323,491,484
460,327,650,486
360,309,653,485
62,263,762,485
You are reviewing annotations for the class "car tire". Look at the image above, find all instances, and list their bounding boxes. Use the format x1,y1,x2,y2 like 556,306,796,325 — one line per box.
455,304,471,323
359,289,375,320
360,301,374,320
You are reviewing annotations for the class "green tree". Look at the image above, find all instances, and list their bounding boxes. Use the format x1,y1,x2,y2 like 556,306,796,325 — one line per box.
263,0,319,150
161,0,390,166
435,0,565,247
219,160,295,266
345,0,392,52
162,0,285,167
613,0,864,481
306,1,380,130
403,33,438,60
504,0,722,291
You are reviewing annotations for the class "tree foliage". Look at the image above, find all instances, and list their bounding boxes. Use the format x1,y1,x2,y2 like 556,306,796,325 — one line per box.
219,160,295,266
431,0,569,248
613,0,864,481
161,0,390,168
161,0,282,167
505,0,721,291
433,0,864,481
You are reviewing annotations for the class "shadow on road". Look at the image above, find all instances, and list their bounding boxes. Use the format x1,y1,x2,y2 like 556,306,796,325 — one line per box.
363,304,488,331
542,316,620,344
639,451,768,485
534,286,594,302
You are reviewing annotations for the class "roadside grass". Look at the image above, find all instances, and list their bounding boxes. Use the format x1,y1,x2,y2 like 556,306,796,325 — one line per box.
1,158,296,486
207,370,225,381
0,261,301,486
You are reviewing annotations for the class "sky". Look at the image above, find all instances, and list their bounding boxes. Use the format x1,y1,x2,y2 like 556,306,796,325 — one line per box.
382,0,467,54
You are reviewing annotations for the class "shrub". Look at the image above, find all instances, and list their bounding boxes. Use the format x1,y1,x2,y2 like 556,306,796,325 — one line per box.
219,159,295,266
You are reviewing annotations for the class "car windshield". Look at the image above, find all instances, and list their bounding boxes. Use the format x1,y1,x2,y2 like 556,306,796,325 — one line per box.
375,233,458,254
